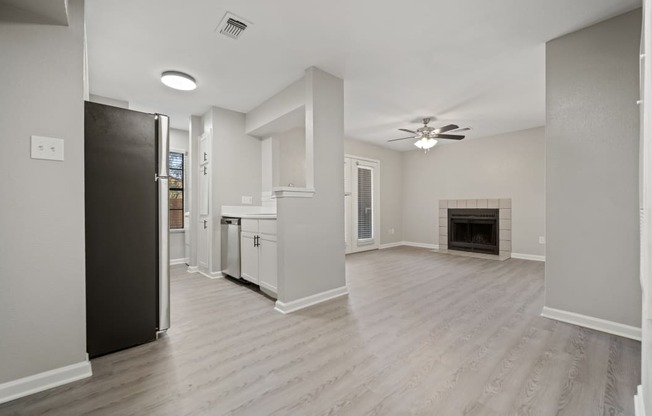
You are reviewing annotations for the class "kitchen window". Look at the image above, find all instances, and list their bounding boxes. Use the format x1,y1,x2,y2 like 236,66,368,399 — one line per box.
169,151,184,230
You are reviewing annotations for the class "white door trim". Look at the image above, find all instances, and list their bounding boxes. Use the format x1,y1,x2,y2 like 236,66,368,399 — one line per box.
346,156,380,253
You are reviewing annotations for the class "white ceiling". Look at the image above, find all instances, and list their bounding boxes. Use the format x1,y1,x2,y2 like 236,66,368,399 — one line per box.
86,0,640,151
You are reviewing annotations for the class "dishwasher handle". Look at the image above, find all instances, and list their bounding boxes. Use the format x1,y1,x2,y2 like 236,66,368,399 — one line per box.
220,217,241,225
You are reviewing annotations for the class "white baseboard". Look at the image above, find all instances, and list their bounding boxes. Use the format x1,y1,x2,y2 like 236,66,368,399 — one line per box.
635,385,646,416
259,281,277,295
541,306,642,341
402,241,439,250
170,258,189,266
511,252,546,262
379,241,439,250
380,242,544,262
187,266,199,273
0,360,92,405
198,270,223,279
275,286,348,314
379,241,404,249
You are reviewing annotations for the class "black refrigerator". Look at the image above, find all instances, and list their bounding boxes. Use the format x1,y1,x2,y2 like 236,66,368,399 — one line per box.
84,101,170,358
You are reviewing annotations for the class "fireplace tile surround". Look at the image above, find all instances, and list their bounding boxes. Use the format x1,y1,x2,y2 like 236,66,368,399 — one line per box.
439,199,512,260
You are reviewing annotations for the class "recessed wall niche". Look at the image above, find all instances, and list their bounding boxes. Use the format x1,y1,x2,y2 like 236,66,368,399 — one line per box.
271,127,306,189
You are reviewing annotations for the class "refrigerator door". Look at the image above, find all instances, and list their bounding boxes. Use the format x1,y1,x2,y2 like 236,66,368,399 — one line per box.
157,114,169,178
85,101,159,358
156,114,170,331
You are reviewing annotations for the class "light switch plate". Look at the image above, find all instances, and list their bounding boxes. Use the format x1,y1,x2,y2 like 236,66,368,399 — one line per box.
31,136,64,161
241,196,253,205
539,236,546,244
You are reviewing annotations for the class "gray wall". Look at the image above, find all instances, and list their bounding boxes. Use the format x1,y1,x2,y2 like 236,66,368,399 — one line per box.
642,0,652,409
276,67,346,302
245,79,304,134
401,127,546,256
0,0,68,25
546,9,641,327
170,128,189,152
88,94,129,109
274,127,306,188
207,106,262,274
0,0,87,383
344,139,404,245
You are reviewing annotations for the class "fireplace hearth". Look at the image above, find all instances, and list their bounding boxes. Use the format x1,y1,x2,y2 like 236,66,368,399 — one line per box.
448,209,499,255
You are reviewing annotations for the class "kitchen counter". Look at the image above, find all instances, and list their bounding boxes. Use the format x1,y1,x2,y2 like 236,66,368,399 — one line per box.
222,213,277,219
221,205,276,219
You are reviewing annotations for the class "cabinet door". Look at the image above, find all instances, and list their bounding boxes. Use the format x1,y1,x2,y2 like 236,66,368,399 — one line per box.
241,219,258,233
258,219,276,235
240,231,259,284
199,164,209,216
199,132,210,166
198,218,209,271
259,234,277,295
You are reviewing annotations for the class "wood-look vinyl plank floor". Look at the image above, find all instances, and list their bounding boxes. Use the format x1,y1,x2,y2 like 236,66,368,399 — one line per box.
0,247,641,416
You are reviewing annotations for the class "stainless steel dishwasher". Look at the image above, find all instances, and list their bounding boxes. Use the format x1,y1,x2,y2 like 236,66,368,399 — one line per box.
220,217,241,278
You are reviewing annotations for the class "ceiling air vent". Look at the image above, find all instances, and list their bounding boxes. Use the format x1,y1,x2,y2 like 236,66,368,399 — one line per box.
216,12,251,40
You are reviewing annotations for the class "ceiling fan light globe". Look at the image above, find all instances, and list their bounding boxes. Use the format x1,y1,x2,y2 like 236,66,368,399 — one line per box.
423,138,437,149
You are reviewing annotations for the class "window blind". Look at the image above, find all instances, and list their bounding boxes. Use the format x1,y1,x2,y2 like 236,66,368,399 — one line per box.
357,166,373,240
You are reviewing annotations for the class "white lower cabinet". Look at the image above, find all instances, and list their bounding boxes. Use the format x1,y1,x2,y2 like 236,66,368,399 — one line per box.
258,234,277,294
198,217,210,271
240,219,277,297
240,231,259,283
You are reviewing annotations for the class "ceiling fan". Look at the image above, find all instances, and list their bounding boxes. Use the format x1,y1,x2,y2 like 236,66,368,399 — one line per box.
388,118,470,151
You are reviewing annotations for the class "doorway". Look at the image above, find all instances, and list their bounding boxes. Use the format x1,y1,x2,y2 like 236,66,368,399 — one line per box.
345,156,380,254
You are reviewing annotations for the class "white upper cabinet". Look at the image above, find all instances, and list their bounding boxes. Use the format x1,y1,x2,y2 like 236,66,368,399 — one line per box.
199,163,209,216
199,130,210,166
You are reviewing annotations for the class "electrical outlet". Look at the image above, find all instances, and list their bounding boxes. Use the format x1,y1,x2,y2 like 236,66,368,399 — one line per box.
389,228,395,235
539,236,546,244
31,135,64,161
241,196,253,205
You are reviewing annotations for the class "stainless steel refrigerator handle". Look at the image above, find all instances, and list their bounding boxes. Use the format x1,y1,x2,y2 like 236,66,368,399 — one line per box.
157,114,170,332
157,114,170,177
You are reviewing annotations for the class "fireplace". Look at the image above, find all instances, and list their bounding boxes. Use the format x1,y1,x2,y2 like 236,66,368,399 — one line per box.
448,209,499,255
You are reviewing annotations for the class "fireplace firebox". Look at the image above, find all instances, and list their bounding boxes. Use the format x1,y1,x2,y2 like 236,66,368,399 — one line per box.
448,209,499,255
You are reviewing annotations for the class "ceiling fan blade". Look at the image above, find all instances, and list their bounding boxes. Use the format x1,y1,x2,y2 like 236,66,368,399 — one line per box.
449,127,470,133
434,124,459,134
435,134,465,140
399,128,416,134
388,136,416,142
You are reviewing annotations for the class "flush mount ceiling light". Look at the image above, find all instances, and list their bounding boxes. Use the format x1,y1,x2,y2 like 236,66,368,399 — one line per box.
161,71,197,91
